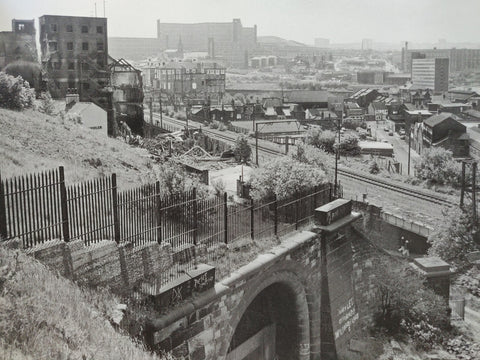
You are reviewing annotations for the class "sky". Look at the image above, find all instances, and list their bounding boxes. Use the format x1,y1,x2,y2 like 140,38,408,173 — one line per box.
1,0,480,46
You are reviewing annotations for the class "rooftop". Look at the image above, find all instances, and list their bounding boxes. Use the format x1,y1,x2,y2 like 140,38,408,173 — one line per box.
423,112,460,127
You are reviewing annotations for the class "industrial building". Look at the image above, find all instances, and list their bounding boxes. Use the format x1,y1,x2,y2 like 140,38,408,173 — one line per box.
0,19,37,68
39,15,109,101
411,58,449,93
403,47,480,72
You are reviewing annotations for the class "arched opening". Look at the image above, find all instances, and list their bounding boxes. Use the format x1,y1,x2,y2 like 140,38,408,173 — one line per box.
227,282,305,360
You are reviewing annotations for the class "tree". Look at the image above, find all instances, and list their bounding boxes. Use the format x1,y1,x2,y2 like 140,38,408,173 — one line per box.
428,206,480,267
249,157,328,200
4,61,42,91
0,72,36,110
305,128,336,153
338,134,361,156
291,142,332,175
415,147,462,187
233,135,251,163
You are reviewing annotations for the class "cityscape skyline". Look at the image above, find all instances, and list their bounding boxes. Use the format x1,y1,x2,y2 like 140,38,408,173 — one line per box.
1,0,480,49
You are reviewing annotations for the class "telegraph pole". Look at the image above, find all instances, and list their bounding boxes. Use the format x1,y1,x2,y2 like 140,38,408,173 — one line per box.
408,129,411,175
255,122,259,166
334,108,343,197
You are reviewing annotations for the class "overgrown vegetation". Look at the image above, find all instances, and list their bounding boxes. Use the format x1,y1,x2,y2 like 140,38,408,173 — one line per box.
248,157,327,200
3,61,42,91
39,91,55,115
338,134,361,156
370,256,450,351
428,206,480,268
415,147,462,187
0,71,36,110
0,243,165,360
233,135,252,163
304,128,336,153
291,142,332,175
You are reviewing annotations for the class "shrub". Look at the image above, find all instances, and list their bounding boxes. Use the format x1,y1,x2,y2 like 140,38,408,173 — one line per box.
342,118,366,130
249,157,327,200
291,142,332,175
369,160,380,174
305,128,336,153
4,61,42,91
234,135,252,163
338,134,361,156
39,91,55,115
428,207,480,267
415,147,462,187
370,256,450,349
0,72,36,110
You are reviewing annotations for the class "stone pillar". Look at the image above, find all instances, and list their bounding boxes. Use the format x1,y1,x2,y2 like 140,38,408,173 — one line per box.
411,257,451,301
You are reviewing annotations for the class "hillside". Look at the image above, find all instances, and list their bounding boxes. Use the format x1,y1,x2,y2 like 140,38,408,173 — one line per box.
0,108,157,189
0,241,166,360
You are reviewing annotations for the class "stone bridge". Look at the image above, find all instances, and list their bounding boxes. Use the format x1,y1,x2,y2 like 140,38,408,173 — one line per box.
145,200,378,360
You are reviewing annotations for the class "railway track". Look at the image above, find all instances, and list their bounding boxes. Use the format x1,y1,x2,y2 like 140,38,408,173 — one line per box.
151,113,456,208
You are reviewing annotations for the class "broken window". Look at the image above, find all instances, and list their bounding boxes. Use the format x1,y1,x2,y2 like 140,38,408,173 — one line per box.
48,41,58,51
96,26,103,34
66,24,73,32
82,42,89,51
81,25,88,33
17,24,25,31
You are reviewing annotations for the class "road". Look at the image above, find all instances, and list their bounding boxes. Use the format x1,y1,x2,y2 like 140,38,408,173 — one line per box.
370,120,420,176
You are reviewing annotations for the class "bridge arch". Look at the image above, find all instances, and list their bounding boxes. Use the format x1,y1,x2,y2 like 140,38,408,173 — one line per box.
223,266,317,360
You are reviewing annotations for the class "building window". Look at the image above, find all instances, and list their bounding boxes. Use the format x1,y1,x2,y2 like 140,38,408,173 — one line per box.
68,62,75,70
67,42,73,51
96,26,103,34
81,25,88,33
97,58,104,67
53,62,61,70
81,63,89,71
97,42,104,51
66,24,73,32
51,24,57,32
82,42,89,51
48,41,58,51
82,82,90,90
68,81,76,89
17,23,25,31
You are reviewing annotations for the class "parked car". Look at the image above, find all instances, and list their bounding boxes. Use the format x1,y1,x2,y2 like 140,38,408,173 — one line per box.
388,131,394,136
399,129,405,135
400,134,406,140
384,127,389,132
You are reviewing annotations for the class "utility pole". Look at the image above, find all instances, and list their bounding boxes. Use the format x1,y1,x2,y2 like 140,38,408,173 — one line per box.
255,122,259,166
149,97,153,138
408,128,411,176
159,89,163,128
334,108,343,197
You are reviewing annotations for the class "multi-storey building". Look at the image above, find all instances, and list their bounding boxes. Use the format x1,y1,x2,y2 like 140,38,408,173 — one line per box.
156,19,256,67
39,15,109,101
404,48,480,73
0,19,37,68
154,62,226,105
411,58,449,93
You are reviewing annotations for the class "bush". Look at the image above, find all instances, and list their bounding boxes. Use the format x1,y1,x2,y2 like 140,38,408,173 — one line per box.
4,61,42,91
249,157,328,200
291,142,332,175
369,160,380,174
234,135,251,163
0,72,36,110
370,256,450,349
338,135,361,156
415,147,462,187
342,118,366,130
39,91,55,115
305,128,336,153
428,207,480,267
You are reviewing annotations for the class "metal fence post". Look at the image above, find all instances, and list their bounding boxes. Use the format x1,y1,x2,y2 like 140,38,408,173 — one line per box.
155,181,162,244
295,192,300,230
0,172,7,239
274,195,278,236
59,166,70,242
224,192,228,244
193,188,198,246
111,173,120,244
250,197,254,240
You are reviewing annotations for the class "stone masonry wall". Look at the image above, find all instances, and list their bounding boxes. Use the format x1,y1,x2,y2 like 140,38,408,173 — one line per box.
27,239,173,293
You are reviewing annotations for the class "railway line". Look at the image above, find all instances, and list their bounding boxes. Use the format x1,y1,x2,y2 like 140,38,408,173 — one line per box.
151,113,456,209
